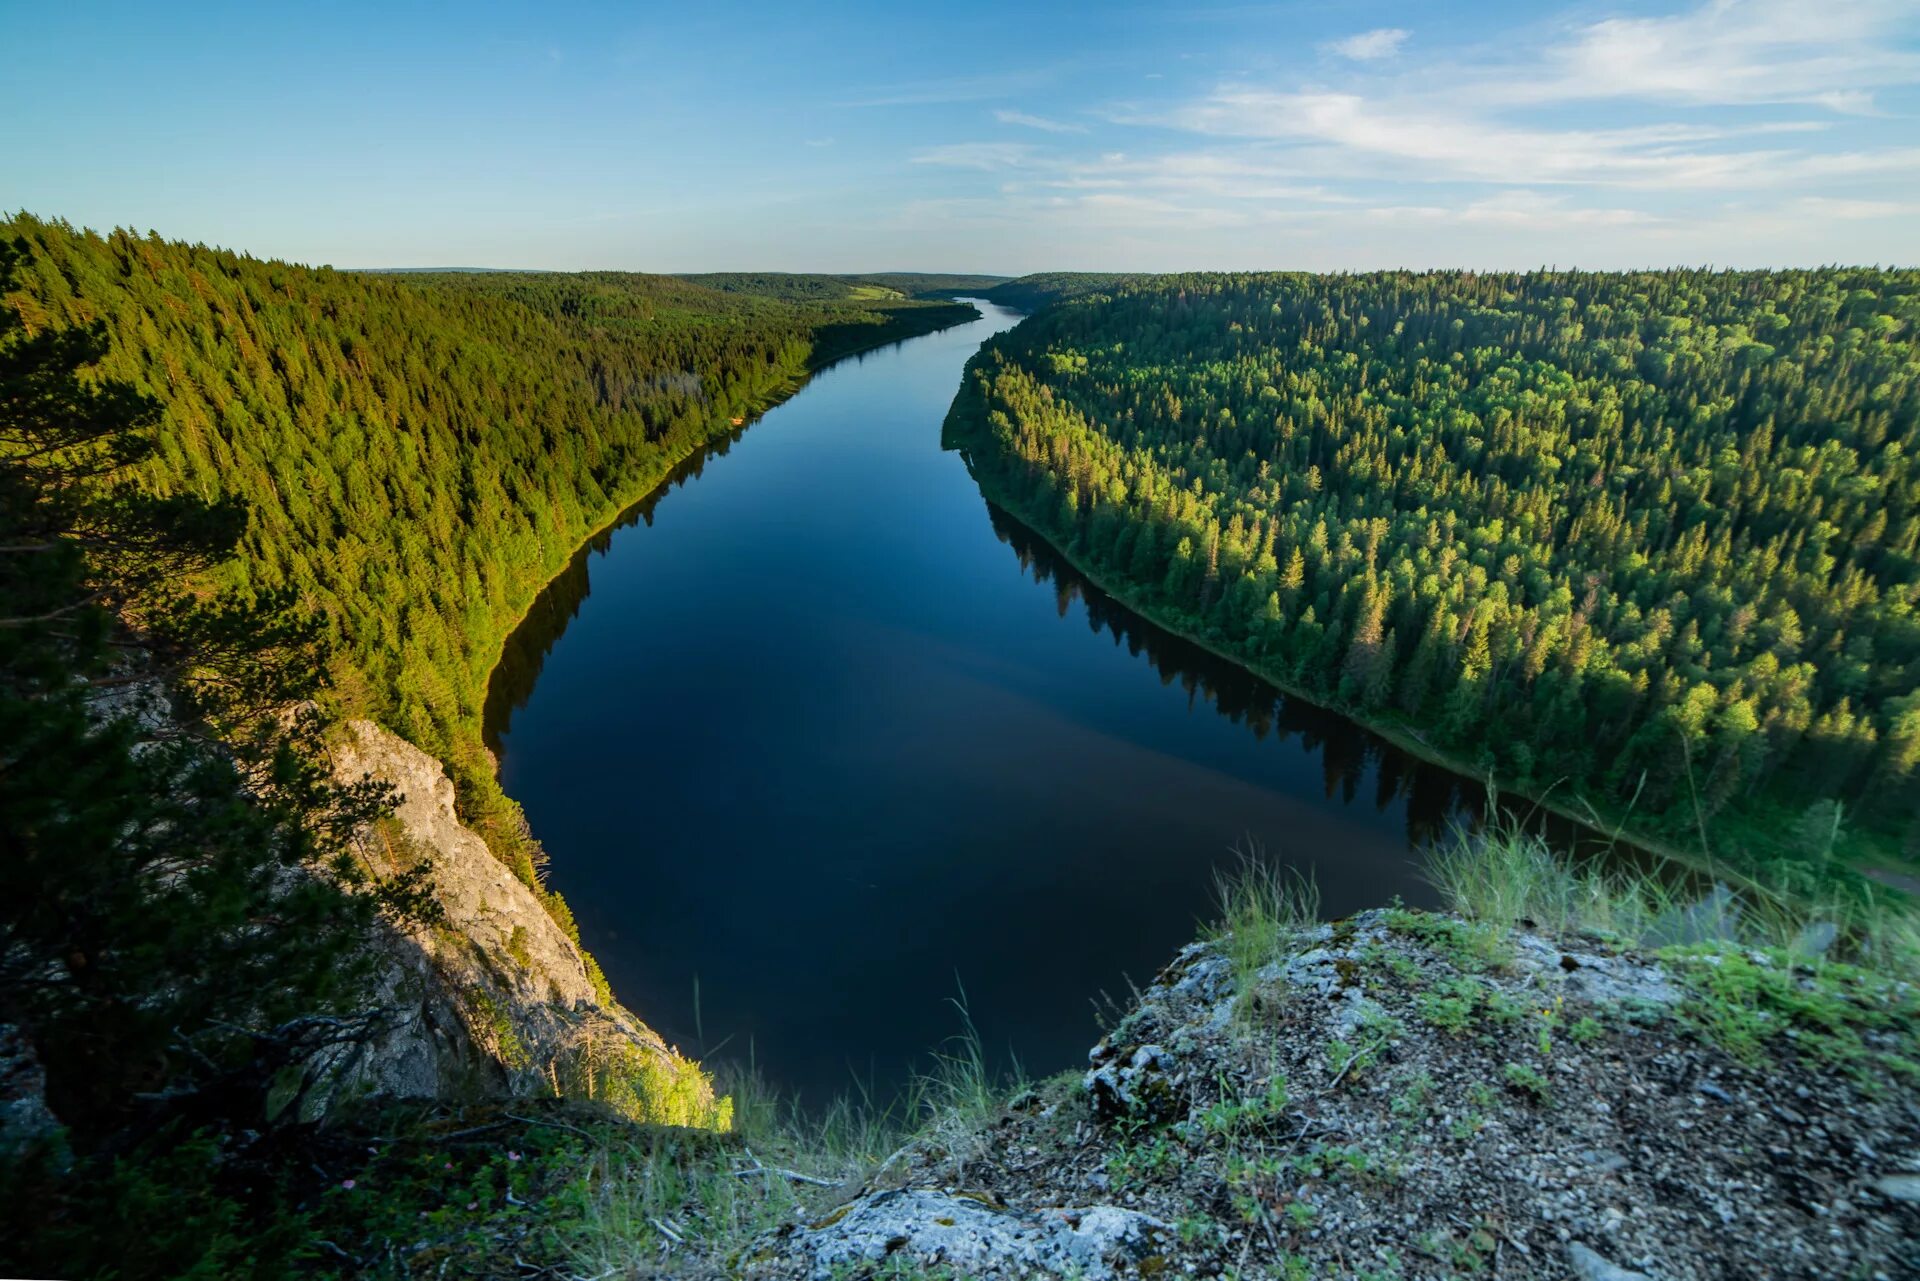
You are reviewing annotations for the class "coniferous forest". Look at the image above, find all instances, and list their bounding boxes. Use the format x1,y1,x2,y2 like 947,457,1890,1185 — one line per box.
2,215,976,891
946,270,1920,893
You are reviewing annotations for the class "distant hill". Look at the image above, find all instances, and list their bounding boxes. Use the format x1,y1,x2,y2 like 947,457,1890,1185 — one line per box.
351,266,556,274
677,271,1007,303
847,272,1008,299
976,272,1138,311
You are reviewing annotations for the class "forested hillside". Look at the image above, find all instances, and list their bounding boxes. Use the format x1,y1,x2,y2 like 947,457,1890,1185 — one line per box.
2,216,975,889
979,272,1136,312
946,270,1920,892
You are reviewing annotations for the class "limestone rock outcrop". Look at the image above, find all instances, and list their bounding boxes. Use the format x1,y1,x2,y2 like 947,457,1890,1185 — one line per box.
315,720,721,1126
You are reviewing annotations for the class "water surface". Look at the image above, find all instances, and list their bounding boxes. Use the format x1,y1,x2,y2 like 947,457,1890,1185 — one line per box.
488,302,1498,1100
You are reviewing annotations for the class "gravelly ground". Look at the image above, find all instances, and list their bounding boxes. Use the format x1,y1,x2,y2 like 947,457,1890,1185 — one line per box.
758,911,1920,1280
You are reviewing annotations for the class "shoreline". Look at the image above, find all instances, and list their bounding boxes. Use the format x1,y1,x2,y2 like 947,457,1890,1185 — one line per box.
473,301,981,775
953,443,1803,904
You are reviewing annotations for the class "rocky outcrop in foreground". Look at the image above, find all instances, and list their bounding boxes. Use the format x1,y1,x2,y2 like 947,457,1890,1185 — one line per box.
317,720,721,1126
758,909,1919,1280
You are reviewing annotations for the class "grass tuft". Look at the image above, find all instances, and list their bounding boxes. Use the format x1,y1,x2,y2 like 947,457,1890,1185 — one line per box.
1208,842,1322,985
914,984,1024,1165
1424,811,1919,974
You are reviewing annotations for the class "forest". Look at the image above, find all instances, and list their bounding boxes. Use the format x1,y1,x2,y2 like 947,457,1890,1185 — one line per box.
0,216,976,901
946,269,1920,895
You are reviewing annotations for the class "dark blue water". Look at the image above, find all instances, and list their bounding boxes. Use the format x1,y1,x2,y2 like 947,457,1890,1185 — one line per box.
486,301,1483,1102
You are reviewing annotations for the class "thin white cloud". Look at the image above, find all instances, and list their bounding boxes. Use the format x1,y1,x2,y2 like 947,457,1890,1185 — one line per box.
1519,0,1920,111
910,142,1039,170
995,109,1087,134
1032,150,1360,204
1779,195,1920,220
1159,88,1920,189
1324,28,1408,61
1133,0,1920,198
1362,190,1659,228
888,0,1920,267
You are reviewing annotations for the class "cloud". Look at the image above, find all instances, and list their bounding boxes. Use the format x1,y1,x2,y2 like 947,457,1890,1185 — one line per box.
910,142,1039,170
1140,0,1920,194
1362,190,1659,228
1521,0,1920,111
994,109,1088,134
1029,149,1359,204
885,0,1920,267
1777,195,1919,220
1158,89,1809,188
1324,28,1408,61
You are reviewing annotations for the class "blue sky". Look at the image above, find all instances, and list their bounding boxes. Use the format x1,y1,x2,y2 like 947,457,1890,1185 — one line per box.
5,0,1918,271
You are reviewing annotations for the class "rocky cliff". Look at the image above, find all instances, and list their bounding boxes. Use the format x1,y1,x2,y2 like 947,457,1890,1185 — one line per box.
319,720,725,1128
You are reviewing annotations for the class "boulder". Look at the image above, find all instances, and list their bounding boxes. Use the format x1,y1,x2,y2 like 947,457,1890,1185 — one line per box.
782,1187,1169,1280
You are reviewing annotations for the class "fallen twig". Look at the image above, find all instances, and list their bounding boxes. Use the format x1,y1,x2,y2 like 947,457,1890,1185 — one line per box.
504,1112,601,1143
731,1162,837,1188
436,1119,513,1142
1318,1035,1388,1096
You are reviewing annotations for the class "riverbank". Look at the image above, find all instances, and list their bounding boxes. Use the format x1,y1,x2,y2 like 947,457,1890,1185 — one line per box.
477,296,1546,1101
944,413,1910,917
450,298,980,875
475,297,980,771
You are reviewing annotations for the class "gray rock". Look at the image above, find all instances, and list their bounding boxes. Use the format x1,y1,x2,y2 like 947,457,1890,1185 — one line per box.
312,721,719,1123
1552,947,1683,1007
1278,947,1340,995
1568,1241,1651,1281
1167,947,1233,1007
1872,1173,1920,1203
784,1188,1169,1281
1085,1044,1182,1123
1790,921,1839,958
1640,883,1740,947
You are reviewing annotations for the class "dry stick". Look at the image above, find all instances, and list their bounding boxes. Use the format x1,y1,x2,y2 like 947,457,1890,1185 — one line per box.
1318,1035,1387,1097
732,1152,838,1188
315,1241,360,1267
504,1111,601,1143
435,1119,513,1142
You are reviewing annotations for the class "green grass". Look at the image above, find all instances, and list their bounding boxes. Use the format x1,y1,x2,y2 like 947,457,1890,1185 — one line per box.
1425,817,1920,1082
1197,1074,1292,1142
1383,908,1513,973
1424,812,1920,979
1500,1062,1551,1103
1207,845,1321,987
1655,945,1920,1086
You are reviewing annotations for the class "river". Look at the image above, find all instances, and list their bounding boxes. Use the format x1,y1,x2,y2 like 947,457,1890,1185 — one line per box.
485,300,1507,1102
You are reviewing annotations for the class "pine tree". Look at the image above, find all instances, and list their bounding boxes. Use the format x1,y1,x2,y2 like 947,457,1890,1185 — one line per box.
0,238,428,1149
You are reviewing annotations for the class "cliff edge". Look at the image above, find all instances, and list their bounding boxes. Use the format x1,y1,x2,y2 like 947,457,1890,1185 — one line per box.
754,909,1920,1280
321,719,725,1129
